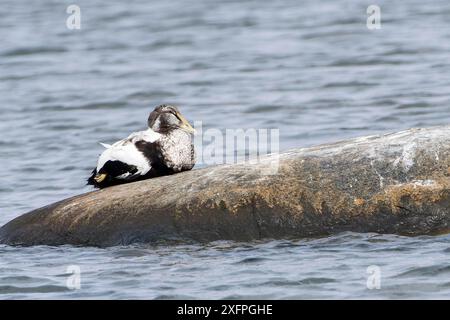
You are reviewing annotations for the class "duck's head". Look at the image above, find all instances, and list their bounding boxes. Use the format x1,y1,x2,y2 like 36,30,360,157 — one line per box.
148,104,195,134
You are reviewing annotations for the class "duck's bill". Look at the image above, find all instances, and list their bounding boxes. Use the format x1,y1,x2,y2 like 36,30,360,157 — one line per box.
177,112,196,134
94,173,108,183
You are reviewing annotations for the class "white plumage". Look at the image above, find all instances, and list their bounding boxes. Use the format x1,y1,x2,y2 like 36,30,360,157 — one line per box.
88,104,195,188
96,129,161,179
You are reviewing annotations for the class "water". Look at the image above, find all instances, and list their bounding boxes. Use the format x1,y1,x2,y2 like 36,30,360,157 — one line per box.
1,233,450,299
1,0,449,299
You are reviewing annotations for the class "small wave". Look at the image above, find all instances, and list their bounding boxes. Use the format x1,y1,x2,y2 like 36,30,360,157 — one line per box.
0,285,70,294
262,277,337,286
38,101,127,112
126,90,176,101
21,167,44,173
301,30,360,40
179,80,216,86
272,240,304,249
207,284,232,291
154,294,195,300
397,265,450,277
234,257,269,264
396,102,431,110
111,279,140,287
2,47,67,57
382,48,425,56
322,81,376,88
375,115,400,122
438,282,450,289
338,126,370,131
327,58,407,67
244,105,281,114
0,141,15,147
0,276,36,282
47,125,84,131
59,166,77,171
112,249,151,258
140,39,193,50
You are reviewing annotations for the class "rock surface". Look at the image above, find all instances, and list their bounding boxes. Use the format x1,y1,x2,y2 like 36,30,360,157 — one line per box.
1,126,449,247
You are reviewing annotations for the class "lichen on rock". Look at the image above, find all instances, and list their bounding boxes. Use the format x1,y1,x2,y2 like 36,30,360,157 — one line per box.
0,125,449,246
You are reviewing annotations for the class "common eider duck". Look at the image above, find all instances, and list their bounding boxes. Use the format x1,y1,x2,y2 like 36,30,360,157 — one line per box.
88,105,195,189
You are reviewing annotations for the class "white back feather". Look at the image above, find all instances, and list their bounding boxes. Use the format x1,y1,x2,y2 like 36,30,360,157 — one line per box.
99,142,112,149
96,128,161,178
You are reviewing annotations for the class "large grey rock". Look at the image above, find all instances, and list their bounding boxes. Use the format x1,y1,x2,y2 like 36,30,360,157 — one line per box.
1,126,449,247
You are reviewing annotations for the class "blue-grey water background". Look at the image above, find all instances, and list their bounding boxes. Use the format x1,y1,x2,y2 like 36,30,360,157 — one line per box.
1,0,450,299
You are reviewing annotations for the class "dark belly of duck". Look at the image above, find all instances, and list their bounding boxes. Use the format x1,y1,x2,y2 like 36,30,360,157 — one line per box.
87,104,196,189
87,159,174,189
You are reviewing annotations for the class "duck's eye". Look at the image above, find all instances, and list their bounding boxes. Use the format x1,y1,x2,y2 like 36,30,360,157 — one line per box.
173,113,182,121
